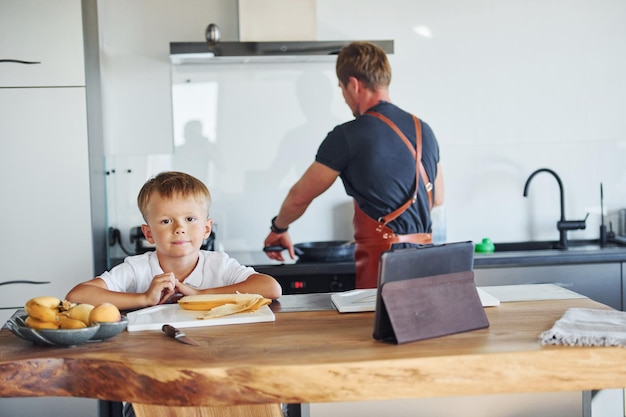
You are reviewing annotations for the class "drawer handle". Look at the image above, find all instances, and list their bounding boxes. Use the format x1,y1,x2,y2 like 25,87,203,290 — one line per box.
0,280,50,286
0,59,41,64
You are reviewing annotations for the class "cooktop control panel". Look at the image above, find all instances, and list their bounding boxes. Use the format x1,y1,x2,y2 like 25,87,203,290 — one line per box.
253,263,356,295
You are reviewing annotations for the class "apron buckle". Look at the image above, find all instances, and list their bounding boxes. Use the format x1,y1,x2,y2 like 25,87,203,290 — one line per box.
425,182,433,192
376,217,386,233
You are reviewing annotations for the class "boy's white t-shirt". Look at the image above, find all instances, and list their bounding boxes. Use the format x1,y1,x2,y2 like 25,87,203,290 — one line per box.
99,250,256,293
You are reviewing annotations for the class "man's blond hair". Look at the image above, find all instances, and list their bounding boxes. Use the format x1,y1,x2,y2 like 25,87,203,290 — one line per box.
336,41,391,91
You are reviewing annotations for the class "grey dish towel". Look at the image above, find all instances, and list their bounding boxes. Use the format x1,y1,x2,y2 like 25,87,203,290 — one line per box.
540,308,626,347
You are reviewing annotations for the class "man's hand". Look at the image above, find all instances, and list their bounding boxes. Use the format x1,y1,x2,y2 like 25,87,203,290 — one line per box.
263,231,295,262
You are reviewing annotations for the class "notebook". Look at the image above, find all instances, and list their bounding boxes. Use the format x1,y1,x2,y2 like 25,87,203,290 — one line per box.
372,241,489,344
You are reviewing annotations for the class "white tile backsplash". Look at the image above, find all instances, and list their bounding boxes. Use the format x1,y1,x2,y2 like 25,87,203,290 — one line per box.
101,0,626,261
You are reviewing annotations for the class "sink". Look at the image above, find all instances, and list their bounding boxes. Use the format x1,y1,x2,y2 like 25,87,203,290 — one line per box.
492,239,623,252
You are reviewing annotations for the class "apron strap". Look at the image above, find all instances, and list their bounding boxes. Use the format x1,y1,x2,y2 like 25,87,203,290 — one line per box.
366,111,433,227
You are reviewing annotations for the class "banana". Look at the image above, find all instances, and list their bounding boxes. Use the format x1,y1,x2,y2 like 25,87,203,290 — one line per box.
67,303,95,325
24,296,61,322
23,296,98,330
24,315,59,330
57,316,87,329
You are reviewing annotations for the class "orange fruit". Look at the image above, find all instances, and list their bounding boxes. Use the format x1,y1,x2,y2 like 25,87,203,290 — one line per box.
89,303,121,324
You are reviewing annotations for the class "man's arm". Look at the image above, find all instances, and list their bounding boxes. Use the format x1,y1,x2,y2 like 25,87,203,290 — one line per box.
264,162,340,261
274,161,340,227
433,163,444,207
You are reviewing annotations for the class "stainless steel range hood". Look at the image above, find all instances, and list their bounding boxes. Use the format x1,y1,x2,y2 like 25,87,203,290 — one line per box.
169,40,394,65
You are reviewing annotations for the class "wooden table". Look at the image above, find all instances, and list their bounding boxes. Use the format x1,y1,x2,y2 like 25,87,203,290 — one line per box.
1,296,626,417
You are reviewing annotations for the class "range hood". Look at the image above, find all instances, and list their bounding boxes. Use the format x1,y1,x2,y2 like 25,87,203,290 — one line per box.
170,1,393,65
169,40,394,65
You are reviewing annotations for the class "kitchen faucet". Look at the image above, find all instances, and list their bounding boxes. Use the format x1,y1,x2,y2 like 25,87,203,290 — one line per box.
523,168,588,249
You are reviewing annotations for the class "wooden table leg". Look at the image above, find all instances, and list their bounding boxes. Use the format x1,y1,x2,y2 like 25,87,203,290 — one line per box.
133,403,283,417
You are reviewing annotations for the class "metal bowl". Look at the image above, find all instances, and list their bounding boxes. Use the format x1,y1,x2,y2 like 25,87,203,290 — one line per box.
5,314,100,347
39,324,101,346
91,316,128,341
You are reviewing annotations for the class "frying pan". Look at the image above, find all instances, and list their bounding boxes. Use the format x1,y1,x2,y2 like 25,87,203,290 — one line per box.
263,240,355,263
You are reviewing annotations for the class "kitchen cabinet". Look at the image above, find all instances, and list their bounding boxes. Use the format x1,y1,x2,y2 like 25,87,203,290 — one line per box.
0,86,93,323
0,0,85,87
0,1,97,416
0,94,99,417
473,263,622,310
0,0,93,322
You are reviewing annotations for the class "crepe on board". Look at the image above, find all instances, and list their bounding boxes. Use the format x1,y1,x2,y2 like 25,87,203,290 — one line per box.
178,293,272,319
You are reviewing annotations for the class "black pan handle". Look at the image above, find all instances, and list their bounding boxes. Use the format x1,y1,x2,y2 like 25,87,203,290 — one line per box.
263,246,285,252
263,246,304,256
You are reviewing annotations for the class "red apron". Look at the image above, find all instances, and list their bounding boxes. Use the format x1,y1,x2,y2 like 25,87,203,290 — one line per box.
353,112,433,289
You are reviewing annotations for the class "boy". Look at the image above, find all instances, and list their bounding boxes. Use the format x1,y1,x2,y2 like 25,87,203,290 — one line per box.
66,171,282,310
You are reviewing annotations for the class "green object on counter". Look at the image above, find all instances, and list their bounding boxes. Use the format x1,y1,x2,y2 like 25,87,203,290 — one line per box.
475,238,495,253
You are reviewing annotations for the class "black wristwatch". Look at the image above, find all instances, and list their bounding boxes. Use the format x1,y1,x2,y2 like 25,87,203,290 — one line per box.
270,216,289,234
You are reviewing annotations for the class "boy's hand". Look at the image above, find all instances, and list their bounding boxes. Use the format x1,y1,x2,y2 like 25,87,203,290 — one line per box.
145,272,176,305
174,280,200,297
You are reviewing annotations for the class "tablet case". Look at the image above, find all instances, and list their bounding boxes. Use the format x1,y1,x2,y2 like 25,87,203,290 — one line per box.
380,270,489,343
373,241,489,344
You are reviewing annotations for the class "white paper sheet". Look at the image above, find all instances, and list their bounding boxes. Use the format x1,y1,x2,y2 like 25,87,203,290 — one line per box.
331,287,500,313
479,284,587,302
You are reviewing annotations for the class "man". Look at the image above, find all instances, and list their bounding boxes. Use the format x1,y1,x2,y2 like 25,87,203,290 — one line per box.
264,41,444,289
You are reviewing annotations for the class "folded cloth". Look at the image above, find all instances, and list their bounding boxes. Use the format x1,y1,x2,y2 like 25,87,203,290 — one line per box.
540,308,626,347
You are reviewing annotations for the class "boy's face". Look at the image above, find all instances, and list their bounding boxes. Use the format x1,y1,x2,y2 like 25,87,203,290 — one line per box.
141,192,212,259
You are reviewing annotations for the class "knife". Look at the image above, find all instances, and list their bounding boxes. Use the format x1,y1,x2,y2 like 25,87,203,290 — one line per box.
162,324,200,346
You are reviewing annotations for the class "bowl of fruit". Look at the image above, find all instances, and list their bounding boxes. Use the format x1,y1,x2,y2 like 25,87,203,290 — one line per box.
6,296,126,347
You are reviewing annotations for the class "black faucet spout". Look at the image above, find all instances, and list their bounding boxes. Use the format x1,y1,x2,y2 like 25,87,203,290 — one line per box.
523,168,565,222
523,168,586,249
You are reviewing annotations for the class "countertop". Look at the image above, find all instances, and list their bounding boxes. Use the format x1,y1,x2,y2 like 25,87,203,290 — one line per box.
474,243,626,268
232,241,626,276
2,294,626,417
111,239,626,276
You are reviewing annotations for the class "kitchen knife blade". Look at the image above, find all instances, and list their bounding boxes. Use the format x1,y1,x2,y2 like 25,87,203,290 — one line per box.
162,324,200,346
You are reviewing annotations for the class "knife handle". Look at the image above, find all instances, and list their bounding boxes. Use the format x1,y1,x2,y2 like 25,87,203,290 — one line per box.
162,324,180,338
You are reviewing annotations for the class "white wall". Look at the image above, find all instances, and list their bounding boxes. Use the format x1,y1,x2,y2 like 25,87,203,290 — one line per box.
100,0,626,260
316,0,626,244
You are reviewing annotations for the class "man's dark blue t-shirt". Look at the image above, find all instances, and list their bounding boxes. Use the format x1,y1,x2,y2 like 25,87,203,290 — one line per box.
316,101,440,234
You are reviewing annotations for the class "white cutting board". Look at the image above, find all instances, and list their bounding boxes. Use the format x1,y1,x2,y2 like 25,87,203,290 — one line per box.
126,304,275,331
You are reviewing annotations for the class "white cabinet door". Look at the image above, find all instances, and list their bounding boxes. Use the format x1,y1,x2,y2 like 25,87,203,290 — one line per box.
0,87,93,307
0,0,85,87
0,397,98,417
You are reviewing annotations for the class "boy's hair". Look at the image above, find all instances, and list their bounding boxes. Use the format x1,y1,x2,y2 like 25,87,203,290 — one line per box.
336,41,391,92
137,171,212,221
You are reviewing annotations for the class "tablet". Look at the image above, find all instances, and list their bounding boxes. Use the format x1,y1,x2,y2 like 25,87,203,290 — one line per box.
372,241,475,341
